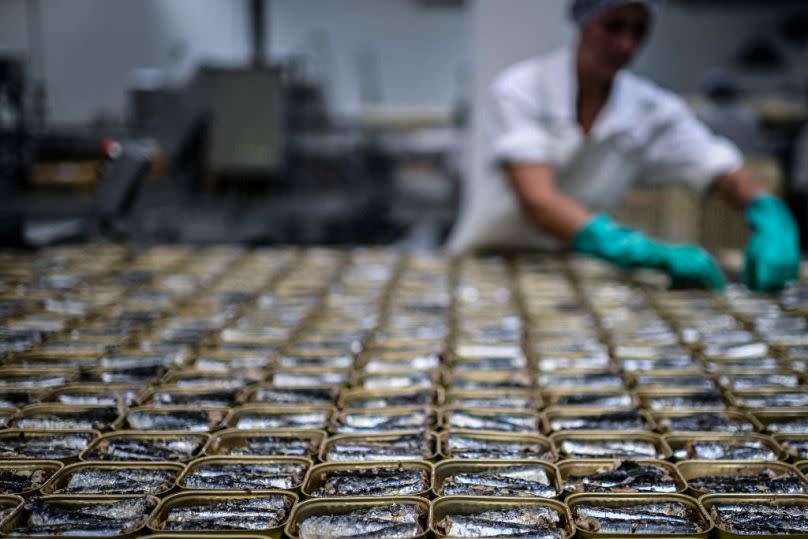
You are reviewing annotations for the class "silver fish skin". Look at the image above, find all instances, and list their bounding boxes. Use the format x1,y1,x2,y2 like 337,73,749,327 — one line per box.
0,433,92,459
298,503,423,539
60,468,176,494
560,439,659,459
439,506,562,538
236,412,328,430
574,502,701,534
316,468,428,496
711,503,808,534
185,463,306,490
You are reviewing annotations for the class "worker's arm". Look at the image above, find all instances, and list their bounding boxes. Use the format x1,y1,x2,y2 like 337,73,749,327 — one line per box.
711,167,800,291
507,162,725,289
506,163,591,244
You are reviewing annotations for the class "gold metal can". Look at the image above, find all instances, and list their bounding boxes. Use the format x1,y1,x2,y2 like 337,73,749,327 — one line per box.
676,459,808,497
652,410,762,434
41,461,184,496
226,405,334,432
118,405,231,432
177,456,311,495
45,384,147,407
566,492,712,538
0,429,100,463
337,387,441,410
81,431,210,463
439,430,557,461
557,458,686,495
444,389,542,411
551,431,672,460
1,494,158,538
546,406,655,433
0,460,62,497
321,431,438,462
12,404,123,432
302,460,432,498
148,490,296,537
699,493,808,539
441,407,545,434
204,429,326,460
331,406,437,434
664,432,785,462
285,496,430,539
433,459,560,498
430,496,574,539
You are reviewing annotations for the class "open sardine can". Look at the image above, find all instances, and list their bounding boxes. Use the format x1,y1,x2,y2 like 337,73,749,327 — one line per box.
443,388,543,411
0,494,158,539
46,383,149,408
0,460,63,498
177,455,311,495
80,431,210,463
302,460,433,498
726,388,808,411
432,459,561,499
429,495,574,539
41,460,185,497
285,496,430,539
440,406,546,435
148,490,297,538
330,406,438,435
750,408,808,435
557,458,687,496
246,384,340,408
337,386,442,409
438,430,557,462
637,388,729,413
676,459,808,498
664,432,786,462
320,430,439,462
546,406,656,433
12,403,124,432
699,493,808,539
117,405,232,432
566,492,712,538
137,384,249,408
652,410,762,434
542,387,637,409
204,429,326,460
226,404,335,431
0,429,100,464
550,431,672,460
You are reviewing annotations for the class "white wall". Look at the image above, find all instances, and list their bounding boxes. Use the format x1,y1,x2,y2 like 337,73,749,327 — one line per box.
269,0,468,118
637,3,808,95
0,0,468,126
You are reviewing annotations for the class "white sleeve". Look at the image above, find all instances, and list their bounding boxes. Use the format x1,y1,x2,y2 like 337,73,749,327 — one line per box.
489,84,558,166
638,97,743,194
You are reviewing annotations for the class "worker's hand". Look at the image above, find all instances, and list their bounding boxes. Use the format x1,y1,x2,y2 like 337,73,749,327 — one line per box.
744,195,800,292
572,214,725,290
663,244,726,290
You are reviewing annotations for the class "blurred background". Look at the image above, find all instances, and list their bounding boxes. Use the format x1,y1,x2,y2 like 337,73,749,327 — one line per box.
1,0,807,251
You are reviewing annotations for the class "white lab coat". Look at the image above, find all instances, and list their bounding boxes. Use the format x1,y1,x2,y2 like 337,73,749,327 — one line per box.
448,46,743,253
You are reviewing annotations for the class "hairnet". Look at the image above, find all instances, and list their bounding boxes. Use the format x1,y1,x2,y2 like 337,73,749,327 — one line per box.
570,0,663,25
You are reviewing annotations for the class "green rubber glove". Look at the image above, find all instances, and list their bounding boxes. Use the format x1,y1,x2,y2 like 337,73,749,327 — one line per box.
572,214,726,290
744,195,800,292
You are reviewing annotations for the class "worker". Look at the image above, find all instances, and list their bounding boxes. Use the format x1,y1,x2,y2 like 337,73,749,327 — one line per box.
448,0,800,292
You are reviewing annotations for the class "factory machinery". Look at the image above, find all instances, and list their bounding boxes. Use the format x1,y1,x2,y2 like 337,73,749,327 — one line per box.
0,244,807,536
